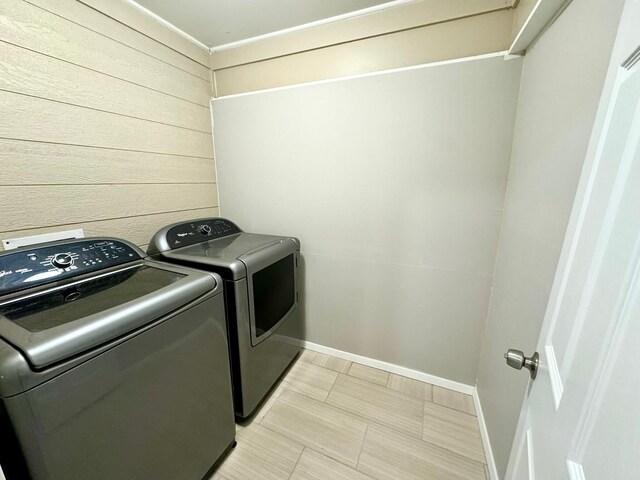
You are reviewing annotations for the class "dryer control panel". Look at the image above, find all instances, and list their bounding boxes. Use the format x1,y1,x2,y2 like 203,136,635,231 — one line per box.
165,218,241,249
0,239,142,295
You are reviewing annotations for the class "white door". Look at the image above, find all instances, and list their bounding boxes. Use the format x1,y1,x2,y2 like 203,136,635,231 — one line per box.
505,1,640,479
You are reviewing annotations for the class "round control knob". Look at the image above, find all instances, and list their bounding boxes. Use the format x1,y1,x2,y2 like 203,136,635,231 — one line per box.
198,224,212,236
52,253,74,269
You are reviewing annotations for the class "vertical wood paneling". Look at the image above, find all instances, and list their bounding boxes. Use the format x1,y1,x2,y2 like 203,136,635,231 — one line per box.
0,0,217,250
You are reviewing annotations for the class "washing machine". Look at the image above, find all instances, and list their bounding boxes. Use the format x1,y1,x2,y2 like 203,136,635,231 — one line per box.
0,238,236,480
148,218,302,418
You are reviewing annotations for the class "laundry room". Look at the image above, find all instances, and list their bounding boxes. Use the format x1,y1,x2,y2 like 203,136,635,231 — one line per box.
1,0,639,479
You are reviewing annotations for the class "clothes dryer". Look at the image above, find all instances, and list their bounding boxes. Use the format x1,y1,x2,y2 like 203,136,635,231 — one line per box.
148,218,302,418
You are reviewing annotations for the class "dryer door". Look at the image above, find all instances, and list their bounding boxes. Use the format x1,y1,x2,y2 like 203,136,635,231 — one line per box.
240,238,299,346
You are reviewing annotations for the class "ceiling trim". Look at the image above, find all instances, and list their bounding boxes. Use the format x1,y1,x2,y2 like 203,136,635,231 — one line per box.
123,0,210,50
211,0,418,52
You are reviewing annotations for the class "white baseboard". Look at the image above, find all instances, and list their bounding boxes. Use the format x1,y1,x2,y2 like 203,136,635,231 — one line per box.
473,389,499,480
300,340,475,395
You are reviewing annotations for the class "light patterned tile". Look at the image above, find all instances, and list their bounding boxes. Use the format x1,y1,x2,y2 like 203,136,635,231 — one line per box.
252,383,286,424
423,401,485,463
357,423,486,480
299,349,317,364
261,390,368,467
210,473,233,480
312,353,352,373
433,386,476,415
348,363,389,386
281,360,338,402
326,374,423,438
291,448,374,480
387,374,433,401
214,423,303,480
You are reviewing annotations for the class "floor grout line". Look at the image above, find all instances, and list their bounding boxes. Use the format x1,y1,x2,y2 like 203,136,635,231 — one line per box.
260,387,380,469
430,397,478,417
366,419,487,468
355,423,369,472
305,349,439,399
323,365,341,404
334,371,431,405
421,398,426,441
322,392,425,441
418,437,487,465
287,446,306,480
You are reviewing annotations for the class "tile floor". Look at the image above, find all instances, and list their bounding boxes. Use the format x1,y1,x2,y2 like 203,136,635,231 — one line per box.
212,349,488,480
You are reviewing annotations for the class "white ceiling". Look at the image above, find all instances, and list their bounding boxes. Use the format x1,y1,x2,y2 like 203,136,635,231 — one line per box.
132,0,397,49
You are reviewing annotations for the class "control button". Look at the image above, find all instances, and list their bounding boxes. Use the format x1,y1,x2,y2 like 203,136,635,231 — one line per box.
51,253,74,269
28,254,38,261
198,224,213,236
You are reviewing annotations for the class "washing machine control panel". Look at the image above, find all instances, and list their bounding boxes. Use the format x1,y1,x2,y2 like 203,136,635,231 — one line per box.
0,239,142,295
166,218,241,249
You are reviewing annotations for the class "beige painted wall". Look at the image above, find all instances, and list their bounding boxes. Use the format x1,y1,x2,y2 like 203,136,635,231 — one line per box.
0,0,218,251
212,56,522,385
475,0,625,475
211,0,515,96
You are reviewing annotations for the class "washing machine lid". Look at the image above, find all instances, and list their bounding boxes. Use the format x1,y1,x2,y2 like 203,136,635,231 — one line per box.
0,239,217,369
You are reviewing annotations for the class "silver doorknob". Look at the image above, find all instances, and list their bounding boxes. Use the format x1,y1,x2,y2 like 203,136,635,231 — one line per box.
504,349,539,380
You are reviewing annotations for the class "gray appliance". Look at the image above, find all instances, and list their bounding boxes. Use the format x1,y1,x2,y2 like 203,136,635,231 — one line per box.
0,238,235,480
148,218,302,419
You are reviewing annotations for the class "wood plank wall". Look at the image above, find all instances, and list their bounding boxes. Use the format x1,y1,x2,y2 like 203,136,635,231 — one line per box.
0,0,218,251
